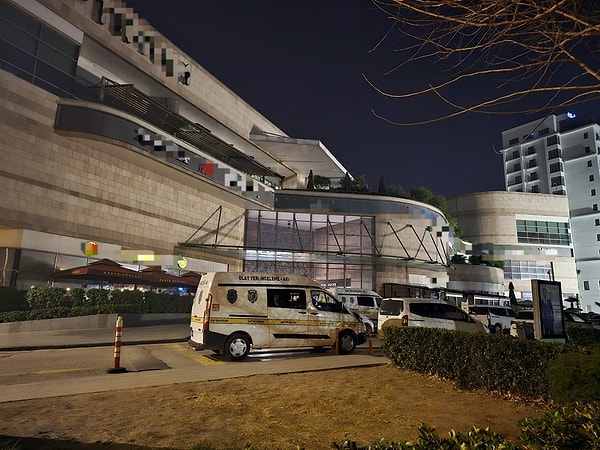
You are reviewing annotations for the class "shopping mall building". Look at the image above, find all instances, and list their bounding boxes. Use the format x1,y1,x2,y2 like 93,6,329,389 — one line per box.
0,0,455,295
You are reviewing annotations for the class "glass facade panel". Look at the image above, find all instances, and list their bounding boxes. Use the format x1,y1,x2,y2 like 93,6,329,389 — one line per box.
515,219,571,245
0,1,79,98
504,260,552,280
1,20,38,53
244,210,375,290
15,249,58,288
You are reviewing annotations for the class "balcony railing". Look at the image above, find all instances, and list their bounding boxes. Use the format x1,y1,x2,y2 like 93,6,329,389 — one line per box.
87,77,282,183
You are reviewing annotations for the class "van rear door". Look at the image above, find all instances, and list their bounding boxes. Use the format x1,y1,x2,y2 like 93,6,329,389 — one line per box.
378,299,404,328
266,288,308,348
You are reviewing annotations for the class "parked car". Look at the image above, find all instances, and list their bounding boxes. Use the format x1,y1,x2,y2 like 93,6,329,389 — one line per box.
510,309,534,339
511,309,600,340
358,314,377,335
563,311,600,330
586,312,600,326
378,298,488,334
467,305,517,334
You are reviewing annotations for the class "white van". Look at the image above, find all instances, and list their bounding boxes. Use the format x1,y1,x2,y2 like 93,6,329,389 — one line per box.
332,288,382,330
378,298,488,334
189,272,367,360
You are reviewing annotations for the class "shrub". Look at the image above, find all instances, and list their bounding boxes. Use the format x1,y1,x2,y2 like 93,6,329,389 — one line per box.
111,289,144,306
381,326,559,399
1,288,192,322
0,310,29,323
566,326,600,346
25,287,66,309
69,288,86,307
518,401,600,449
547,345,600,404
85,288,110,306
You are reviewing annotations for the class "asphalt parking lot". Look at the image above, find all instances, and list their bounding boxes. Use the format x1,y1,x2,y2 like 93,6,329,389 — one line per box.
0,323,387,403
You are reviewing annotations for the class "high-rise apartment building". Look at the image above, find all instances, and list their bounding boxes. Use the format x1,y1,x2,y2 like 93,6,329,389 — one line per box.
502,112,600,312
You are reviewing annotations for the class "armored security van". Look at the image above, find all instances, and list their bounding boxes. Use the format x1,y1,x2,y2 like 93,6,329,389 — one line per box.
332,288,382,331
189,272,367,360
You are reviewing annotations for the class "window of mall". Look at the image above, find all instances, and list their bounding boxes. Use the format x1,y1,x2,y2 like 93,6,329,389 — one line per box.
244,210,376,291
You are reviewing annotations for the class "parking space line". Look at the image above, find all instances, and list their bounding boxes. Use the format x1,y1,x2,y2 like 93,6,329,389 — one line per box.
167,343,224,366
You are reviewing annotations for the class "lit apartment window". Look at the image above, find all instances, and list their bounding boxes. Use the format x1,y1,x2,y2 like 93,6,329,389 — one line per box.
584,281,590,290
588,161,593,167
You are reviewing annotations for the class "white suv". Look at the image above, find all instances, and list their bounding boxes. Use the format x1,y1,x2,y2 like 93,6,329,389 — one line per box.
467,305,517,334
378,298,488,334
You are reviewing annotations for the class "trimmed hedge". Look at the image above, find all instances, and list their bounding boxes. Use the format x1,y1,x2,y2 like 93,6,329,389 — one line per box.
0,287,193,323
381,326,558,399
567,326,600,346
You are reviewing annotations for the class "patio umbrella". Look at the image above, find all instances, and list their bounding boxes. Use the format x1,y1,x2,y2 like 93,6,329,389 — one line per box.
180,271,202,288
508,282,517,307
53,258,145,284
140,266,197,288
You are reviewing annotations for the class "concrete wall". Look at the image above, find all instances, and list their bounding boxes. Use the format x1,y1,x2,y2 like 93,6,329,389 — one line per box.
0,313,188,334
0,71,253,265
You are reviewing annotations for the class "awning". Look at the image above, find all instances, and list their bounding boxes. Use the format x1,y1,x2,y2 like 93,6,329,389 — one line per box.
53,258,145,284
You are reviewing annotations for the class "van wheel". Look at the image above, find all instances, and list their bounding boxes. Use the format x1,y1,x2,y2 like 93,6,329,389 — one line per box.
224,334,250,361
338,330,357,354
494,323,503,334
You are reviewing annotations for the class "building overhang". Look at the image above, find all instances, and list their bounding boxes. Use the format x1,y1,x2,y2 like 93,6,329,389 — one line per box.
250,126,350,182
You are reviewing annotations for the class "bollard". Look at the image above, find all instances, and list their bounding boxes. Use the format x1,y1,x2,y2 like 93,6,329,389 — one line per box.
107,315,126,373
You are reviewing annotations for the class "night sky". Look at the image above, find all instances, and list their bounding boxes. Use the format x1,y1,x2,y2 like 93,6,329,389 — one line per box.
123,0,599,198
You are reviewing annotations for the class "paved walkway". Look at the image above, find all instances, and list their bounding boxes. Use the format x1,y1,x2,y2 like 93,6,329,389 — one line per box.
0,323,388,403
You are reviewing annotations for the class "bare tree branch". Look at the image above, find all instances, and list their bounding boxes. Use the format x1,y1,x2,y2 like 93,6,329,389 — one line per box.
369,0,600,124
